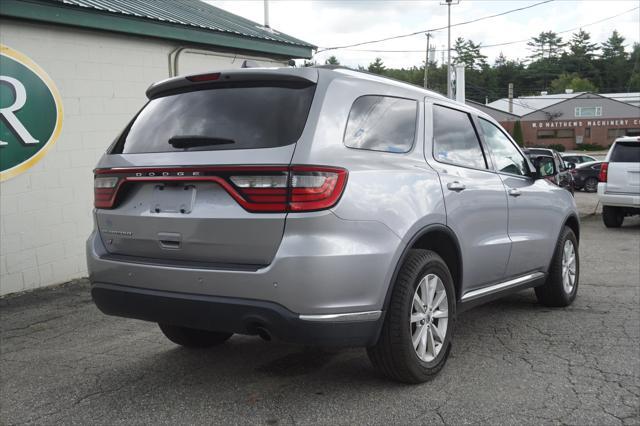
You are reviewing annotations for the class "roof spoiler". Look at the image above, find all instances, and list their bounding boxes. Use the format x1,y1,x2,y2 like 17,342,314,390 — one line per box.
146,68,318,99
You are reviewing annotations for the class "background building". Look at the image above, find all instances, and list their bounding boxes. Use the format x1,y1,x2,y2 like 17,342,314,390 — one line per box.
0,0,314,295
475,91,640,149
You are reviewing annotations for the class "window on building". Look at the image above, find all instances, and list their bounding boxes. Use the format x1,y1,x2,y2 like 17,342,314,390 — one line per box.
607,128,640,140
344,96,417,153
537,129,574,139
584,127,591,138
537,130,556,139
575,106,602,117
432,105,487,169
556,129,575,138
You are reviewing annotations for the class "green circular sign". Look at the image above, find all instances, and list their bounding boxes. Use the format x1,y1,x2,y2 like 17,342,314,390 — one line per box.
0,45,63,181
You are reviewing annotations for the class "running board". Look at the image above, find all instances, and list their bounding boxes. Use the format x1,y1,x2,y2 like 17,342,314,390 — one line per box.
459,272,546,311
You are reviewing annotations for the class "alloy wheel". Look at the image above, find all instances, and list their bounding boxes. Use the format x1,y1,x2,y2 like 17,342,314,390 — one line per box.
562,240,577,294
410,273,449,362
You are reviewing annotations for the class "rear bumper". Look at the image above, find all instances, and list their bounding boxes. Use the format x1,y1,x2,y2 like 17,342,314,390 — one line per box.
91,282,382,346
597,184,640,208
87,211,403,344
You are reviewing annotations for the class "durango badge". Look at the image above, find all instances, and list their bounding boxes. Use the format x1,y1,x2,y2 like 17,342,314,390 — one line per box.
0,44,63,181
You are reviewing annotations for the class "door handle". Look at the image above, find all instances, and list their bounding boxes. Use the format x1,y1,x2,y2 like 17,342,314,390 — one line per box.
447,181,466,192
508,188,522,197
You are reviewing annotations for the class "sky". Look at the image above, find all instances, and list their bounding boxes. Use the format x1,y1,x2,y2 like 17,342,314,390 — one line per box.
209,0,640,69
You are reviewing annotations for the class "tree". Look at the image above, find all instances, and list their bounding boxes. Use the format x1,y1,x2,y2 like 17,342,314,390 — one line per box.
512,121,524,147
368,57,386,74
598,30,630,91
568,29,598,60
527,31,566,60
549,73,597,93
628,43,640,91
601,30,627,60
325,56,340,65
561,30,599,82
454,37,487,70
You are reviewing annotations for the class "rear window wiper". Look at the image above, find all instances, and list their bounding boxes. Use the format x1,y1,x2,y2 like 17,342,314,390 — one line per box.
168,136,235,149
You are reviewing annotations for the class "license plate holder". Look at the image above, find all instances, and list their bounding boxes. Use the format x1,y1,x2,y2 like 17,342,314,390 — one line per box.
151,184,196,214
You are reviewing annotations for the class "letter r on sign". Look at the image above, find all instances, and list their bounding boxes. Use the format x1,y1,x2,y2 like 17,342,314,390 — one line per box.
0,75,39,146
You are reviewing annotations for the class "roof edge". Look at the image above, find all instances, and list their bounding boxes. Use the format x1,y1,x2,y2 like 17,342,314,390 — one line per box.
519,91,640,119
466,99,520,118
0,0,314,59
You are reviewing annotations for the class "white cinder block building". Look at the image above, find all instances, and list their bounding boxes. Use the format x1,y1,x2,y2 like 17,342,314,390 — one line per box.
0,0,315,295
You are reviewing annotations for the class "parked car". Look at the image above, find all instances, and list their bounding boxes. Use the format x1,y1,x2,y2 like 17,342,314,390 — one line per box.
562,153,598,166
523,148,575,194
570,161,603,192
87,67,580,383
598,136,640,227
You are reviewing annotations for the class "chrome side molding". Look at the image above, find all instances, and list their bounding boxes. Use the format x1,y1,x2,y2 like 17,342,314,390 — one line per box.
461,272,545,302
299,310,382,322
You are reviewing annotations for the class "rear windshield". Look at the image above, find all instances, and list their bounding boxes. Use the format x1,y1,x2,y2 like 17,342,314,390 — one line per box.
111,83,315,154
610,142,640,163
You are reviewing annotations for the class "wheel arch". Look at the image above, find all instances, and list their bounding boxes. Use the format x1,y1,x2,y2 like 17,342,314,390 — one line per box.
383,224,463,312
563,213,580,243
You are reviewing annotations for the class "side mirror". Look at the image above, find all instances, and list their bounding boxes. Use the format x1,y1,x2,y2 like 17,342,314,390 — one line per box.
567,162,576,170
533,156,557,179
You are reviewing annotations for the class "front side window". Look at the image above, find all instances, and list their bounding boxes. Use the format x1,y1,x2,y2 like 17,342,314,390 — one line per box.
343,96,417,153
555,152,567,171
478,119,529,176
432,105,486,169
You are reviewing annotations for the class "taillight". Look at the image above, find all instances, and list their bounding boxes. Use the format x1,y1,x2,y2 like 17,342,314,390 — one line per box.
229,166,348,212
289,167,347,211
599,162,608,182
94,176,119,208
93,166,348,213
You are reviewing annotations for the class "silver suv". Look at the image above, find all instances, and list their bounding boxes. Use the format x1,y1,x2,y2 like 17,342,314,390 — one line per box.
87,67,580,383
598,136,640,227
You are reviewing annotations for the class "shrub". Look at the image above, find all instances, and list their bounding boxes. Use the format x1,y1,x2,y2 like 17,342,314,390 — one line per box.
547,144,566,152
574,143,606,151
511,121,524,146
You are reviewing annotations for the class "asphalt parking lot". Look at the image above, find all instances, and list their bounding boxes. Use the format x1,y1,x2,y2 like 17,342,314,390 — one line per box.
1,202,639,425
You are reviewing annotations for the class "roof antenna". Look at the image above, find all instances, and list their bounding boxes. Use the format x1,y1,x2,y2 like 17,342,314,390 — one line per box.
241,60,259,68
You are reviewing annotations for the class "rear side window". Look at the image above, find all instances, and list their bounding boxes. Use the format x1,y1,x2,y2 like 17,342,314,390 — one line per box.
433,105,487,169
111,83,315,154
610,142,640,163
343,96,417,153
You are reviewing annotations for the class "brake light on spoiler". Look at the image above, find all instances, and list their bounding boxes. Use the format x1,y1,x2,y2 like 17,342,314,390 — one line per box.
94,166,348,213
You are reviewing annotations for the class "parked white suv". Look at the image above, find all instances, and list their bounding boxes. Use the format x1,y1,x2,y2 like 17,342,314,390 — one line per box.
598,136,640,227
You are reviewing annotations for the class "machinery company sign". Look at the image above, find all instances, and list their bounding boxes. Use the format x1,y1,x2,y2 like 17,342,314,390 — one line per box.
0,44,63,181
531,118,640,129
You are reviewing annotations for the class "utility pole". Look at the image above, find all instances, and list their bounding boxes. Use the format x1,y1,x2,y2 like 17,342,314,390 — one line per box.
508,83,514,114
263,0,270,28
424,33,432,89
441,0,459,99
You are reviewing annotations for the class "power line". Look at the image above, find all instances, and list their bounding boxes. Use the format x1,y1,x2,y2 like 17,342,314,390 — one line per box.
328,6,639,54
316,0,554,53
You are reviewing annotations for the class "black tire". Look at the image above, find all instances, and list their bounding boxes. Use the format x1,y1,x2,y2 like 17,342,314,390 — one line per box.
584,177,598,193
602,206,624,228
158,324,232,348
535,227,579,307
368,249,456,384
